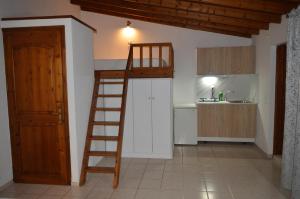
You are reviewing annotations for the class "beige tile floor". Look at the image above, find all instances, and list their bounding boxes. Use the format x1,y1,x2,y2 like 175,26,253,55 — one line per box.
0,143,291,199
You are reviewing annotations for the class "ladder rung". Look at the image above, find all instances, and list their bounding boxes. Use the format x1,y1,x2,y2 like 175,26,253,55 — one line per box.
89,136,119,141
88,151,117,157
86,166,115,173
98,94,123,98
95,108,121,112
98,81,124,85
93,121,120,126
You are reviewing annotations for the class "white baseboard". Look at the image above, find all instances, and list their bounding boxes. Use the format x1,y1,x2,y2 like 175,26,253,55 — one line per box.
0,180,13,192
198,137,255,142
122,153,173,159
71,182,80,186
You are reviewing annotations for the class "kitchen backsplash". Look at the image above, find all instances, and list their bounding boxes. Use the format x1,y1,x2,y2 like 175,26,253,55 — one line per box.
195,74,258,102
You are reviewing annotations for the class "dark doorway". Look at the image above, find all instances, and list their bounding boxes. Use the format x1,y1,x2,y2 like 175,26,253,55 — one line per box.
273,43,287,155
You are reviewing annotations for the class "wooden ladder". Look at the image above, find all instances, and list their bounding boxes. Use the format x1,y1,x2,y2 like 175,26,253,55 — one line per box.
79,67,131,187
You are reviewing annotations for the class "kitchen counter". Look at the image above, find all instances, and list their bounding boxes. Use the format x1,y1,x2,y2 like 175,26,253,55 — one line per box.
174,103,197,108
197,103,257,142
197,101,257,105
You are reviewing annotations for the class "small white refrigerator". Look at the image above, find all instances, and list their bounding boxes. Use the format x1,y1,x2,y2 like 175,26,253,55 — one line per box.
174,104,198,145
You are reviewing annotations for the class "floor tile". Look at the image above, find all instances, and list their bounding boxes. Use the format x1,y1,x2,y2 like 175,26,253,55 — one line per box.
183,191,208,199
135,189,161,199
86,187,113,199
160,190,183,199
110,188,136,199
44,185,71,196
139,178,161,190
207,191,234,199
119,177,141,189
1,143,290,199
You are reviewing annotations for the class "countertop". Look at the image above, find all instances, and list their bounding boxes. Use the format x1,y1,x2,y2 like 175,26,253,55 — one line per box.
174,103,197,108
174,101,257,108
197,101,257,105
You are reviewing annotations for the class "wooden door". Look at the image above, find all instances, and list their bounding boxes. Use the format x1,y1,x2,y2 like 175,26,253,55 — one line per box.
3,26,71,185
273,43,287,155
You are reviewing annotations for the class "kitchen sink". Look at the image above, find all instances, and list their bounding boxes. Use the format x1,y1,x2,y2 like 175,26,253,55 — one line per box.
228,100,252,103
198,99,252,104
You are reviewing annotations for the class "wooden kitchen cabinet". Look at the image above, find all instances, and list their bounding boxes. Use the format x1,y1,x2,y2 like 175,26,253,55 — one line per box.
197,104,257,139
197,46,255,75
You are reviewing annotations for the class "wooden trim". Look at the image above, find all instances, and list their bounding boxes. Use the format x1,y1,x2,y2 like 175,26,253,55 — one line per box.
140,46,143,67
273,43,287,155
159,46,162,67
60,26,72,185
1,15,97,32
128,68,174,78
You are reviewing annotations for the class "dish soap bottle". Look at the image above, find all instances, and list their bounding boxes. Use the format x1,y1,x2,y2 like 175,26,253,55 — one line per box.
218,92,224,101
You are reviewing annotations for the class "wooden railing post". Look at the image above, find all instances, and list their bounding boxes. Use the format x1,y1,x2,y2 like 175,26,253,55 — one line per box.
149,45,152,68
140,46,143,67
159,45,162,67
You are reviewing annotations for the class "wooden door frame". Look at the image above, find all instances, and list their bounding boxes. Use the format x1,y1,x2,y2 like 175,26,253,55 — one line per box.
273,43,287,155
3,26,72,184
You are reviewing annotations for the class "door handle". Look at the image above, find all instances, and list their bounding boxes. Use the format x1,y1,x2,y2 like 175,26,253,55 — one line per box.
57,102,64,123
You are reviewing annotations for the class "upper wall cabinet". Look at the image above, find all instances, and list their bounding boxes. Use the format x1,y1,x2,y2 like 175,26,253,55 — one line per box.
197,46,256,75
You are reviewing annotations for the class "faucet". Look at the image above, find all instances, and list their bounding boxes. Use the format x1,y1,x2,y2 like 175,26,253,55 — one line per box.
211,87,215,100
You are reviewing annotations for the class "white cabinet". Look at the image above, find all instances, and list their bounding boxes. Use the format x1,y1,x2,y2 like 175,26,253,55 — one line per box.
174,107,197,145
122,78,173,159
132,79,152,154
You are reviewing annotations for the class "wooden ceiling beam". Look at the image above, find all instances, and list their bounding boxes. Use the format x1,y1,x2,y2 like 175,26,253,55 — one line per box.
174,0,297,14
85,0,269,30
80,5,253,38
135,0,281,23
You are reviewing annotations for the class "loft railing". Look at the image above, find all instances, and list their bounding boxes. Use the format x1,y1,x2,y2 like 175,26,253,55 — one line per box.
127,43,174,78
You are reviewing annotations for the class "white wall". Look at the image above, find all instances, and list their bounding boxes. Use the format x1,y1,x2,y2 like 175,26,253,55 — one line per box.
0,8,12,189
253,16,288,155
0,0,80,187
80,12,253,104
71,20,95,183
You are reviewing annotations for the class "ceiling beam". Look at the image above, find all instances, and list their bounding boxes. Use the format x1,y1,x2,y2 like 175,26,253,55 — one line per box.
83,0,268,30
174,0,297,14
72,0,259,35
80,5,253,38
132,0,281,23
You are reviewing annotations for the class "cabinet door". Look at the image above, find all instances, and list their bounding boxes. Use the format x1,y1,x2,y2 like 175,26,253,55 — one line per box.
132,79,152,154
197,48,226,75
152,79,172,155
197,46,255,75
198,104,221,137
174,108,197,145
123,80,134,154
